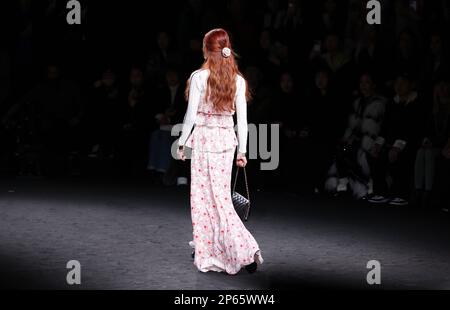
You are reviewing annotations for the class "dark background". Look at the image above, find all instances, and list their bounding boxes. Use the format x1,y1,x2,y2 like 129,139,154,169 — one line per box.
1,0,449,207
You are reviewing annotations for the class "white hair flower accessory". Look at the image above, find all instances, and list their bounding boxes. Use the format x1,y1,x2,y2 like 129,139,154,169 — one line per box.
221,47,231,58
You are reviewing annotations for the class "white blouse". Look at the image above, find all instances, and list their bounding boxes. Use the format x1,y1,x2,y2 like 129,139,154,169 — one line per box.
177,69,248,154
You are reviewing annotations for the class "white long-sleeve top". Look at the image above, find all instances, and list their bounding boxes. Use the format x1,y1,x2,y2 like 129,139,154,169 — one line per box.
177,69,248,154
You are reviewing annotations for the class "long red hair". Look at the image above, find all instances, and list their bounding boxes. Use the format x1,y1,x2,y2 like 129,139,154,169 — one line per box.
185,28,251,112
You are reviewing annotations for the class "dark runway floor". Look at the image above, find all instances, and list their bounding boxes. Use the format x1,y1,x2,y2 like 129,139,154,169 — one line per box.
0,176,449,290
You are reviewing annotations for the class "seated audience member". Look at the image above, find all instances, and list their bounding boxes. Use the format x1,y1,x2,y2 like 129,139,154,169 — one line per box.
415,78,450,210
87,68,122,160
421,31,450,100
310,32,354,96
303,67,347,193
368,73,425,206
325,72,386,199
270,72,303,190
147,68,186,185
8,64,83,176
118,67,152,176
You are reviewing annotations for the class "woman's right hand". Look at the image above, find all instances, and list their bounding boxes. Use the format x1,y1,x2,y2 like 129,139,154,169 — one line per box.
236,153,247,167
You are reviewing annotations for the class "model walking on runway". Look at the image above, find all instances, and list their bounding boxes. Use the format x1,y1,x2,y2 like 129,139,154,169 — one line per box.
176,28,263,275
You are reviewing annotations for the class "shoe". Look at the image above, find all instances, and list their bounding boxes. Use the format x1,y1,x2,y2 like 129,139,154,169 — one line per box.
388,197,409,206
245,262,257,274
367,195,389,204
177,177,188,186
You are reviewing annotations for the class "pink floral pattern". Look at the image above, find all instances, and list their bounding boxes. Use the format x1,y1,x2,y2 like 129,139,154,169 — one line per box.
194,111,235,128
185,94,239,152
197,95,235,115
186,98,263,275
189,147,263,274
185,124,238,153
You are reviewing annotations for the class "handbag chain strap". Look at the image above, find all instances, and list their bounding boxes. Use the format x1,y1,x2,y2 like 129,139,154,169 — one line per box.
232,166,250,204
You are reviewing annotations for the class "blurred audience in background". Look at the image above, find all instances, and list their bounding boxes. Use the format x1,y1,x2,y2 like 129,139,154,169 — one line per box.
1,0,450,210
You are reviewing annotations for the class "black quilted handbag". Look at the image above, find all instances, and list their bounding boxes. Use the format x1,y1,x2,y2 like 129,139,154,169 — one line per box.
232,166,251,221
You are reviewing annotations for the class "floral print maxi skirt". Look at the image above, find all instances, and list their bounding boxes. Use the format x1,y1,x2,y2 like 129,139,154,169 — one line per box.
188,145,263,275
